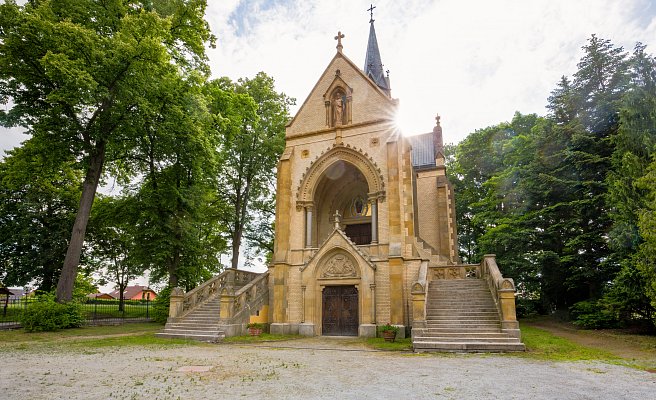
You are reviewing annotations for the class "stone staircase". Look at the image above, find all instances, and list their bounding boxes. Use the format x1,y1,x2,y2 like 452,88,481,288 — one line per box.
156,296,225,342
413,279,525,352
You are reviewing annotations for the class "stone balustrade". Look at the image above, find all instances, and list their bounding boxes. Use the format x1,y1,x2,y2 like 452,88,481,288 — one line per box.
480,254,520,337
168,268,262,321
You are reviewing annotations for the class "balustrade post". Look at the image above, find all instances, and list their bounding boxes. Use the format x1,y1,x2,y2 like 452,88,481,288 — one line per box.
168,287,185,319
411,284,426,328
220,290,235,320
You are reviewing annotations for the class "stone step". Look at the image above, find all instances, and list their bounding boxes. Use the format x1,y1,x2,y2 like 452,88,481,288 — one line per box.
414,336,520,344
425,323,501,329
155,332,224,342
413,331,510,339
180,316,221,322
418,327,502,334
164,324,221,331
162,327,222,335
413,341,526,352
426,309,498,313
426,310,498,315
186,312,220,318
425,315,500,321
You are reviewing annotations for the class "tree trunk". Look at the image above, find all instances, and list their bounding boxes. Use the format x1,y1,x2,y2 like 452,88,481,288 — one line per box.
56,142,106,302
231,228,241,269
118,282,126,312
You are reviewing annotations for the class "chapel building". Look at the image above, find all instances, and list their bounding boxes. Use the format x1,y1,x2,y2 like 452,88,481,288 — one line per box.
162,15,524,351
268,19,460,338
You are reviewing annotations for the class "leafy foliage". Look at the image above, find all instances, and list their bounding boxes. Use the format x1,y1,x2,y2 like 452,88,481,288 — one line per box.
151,286,171,324
19,294,84,332
0,140,81,291
207,73,293,269
452,36,656,328
0,0,214,301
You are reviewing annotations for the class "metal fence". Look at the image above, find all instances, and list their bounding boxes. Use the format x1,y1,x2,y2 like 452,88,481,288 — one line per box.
1,296,152,329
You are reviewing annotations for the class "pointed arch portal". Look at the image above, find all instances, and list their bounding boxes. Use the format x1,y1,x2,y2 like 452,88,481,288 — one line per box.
296,145,385,247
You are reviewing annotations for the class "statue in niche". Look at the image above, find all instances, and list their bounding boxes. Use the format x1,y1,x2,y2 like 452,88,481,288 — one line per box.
332,90,346,126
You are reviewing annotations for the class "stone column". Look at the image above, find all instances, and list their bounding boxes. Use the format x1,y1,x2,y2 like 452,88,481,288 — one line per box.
370,196,378,244
168,287,185,319
305,205,313,248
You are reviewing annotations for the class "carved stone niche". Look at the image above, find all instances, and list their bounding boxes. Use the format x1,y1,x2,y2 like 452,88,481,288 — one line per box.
323,74,353,127
319,252,358,279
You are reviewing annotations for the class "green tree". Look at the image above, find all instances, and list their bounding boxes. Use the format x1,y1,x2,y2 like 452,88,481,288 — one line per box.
123,72,226,289
207,73,293,269
0,139,81,291
603,43,656,323
88,196,145,310
0,0,213,301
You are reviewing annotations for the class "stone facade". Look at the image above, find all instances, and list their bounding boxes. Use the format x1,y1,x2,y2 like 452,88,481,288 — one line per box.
268,28,459,338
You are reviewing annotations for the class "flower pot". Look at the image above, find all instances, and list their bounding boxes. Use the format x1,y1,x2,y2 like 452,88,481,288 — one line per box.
382,330,396,342
248,327,263,336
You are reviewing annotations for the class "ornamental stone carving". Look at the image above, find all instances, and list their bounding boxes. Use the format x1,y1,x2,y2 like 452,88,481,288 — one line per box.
296,144,385,207
321,253,358,278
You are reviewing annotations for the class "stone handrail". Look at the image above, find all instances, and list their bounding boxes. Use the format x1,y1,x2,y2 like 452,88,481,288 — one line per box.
223,272,269,326
480,254,520,336
429,264,480,280
168,268,261,320
411,260,429,329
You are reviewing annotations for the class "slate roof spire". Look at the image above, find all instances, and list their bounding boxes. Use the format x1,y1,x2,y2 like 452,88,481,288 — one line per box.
364,5,390,95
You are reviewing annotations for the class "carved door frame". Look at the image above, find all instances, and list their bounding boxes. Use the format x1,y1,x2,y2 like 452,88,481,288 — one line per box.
321,284,359,336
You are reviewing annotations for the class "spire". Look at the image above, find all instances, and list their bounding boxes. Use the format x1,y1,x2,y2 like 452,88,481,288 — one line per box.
364,5,390,95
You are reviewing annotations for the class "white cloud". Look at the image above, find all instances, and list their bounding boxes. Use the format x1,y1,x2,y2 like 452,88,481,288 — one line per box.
2,0,655,156
204,0,656,143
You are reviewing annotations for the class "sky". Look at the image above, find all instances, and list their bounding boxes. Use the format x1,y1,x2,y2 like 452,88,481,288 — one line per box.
2,0,656,153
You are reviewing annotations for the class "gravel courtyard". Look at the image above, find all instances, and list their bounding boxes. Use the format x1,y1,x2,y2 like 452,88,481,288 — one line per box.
1,337,655,400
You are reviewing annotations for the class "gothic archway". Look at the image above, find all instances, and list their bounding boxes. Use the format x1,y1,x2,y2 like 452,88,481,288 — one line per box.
296,144,385,206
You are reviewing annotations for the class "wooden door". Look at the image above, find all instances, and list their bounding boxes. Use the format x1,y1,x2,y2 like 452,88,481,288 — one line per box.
345,223,372,245
322,286,359,336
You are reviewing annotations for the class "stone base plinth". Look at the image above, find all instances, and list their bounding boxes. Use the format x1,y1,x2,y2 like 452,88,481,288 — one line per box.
359,324,376,338
299,323,315,336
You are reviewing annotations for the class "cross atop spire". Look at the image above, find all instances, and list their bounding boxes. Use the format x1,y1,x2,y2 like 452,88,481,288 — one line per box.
367,4,376,23
334,31,345,52
364,5,390,95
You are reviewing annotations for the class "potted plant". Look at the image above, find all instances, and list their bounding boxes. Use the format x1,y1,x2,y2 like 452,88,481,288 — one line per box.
378,323,399,342
247,322,265,336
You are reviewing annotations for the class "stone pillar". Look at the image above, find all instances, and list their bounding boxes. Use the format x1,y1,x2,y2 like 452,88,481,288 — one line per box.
305,205,313,248
411,284,426,328
370,284,376,324
168,287,185,319
370,197,378,244
219,290,234,320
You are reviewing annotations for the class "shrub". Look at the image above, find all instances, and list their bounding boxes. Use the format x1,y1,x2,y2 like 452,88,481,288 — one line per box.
377,323,400,334
151,286,171,324
569,300,619,329
516,298,548,318
19,294,84,332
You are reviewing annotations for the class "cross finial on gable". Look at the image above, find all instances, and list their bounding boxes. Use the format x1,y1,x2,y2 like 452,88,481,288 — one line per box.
368,4,376,23
435,113,441,126
335,31,345,52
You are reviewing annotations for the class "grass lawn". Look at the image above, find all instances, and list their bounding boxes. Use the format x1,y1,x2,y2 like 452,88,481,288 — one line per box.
0,322,201,351
514,324,656,370
365,337,413,351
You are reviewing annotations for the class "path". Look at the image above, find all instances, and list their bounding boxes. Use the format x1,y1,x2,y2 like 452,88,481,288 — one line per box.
2,337,655,399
